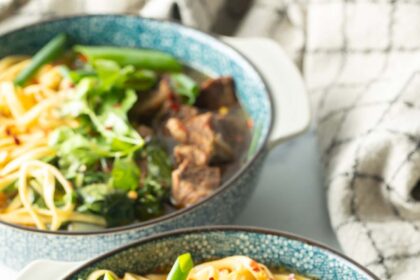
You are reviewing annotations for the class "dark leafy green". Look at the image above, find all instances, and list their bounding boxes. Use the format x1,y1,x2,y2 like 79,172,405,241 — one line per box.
136,177,168,220
102,191,135,227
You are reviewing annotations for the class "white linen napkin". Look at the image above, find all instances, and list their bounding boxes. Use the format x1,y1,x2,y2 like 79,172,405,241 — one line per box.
2,0,420,279
235,1,420,278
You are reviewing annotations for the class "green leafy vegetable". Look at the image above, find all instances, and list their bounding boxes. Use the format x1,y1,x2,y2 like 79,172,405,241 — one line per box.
49,127,112,178
15,33,67,86
145,142,172,187
77,183,113,213
74,45,182,72
134,142,171,220
59,77,144,157
167,253,194,280
111,156,141,191
102,191,135,227
135,177,167,220
170,73,199,105
78,184,135,227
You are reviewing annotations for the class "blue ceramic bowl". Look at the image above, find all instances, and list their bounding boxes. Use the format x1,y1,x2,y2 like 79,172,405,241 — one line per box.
63,226,378,280
0,15,309,269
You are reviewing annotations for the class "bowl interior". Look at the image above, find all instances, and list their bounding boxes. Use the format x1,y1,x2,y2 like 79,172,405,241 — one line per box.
65,228,376,280
0,15,272,156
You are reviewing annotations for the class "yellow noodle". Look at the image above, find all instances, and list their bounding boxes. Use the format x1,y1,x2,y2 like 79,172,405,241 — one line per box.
86,257,313,280
0,56,80,231
0,56,29,72
18,164,46,229
0,146,55,176
0,82,25,118
0,59,30,81
0,171,19,191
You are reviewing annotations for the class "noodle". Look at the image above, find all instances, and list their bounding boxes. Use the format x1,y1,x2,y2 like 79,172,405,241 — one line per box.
0,56,81,230
86,256,313,280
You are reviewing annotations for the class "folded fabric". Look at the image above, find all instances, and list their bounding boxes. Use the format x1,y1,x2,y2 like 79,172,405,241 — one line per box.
0,0,224,34
2,0,420,279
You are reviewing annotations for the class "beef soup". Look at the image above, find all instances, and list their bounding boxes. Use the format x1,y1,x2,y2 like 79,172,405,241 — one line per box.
0,35,252,231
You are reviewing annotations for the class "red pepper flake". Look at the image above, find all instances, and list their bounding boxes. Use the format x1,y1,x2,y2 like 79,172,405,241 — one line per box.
250,260,260,272
13,135,21,145
105,126,113,131
78,54,88,63
209,277,214,280
246,119,254,129
113,103,122,108
168,93,181,112
5,127,11,136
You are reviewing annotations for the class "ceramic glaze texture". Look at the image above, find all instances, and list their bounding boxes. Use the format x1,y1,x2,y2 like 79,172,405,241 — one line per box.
0,16,272,269
65,229,377,280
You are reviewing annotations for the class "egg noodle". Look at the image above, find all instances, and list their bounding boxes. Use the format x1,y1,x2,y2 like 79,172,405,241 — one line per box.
86,256,312,280
0,56,105,230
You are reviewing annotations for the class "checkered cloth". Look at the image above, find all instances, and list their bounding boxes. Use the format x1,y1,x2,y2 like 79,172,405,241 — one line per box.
2,0,420,279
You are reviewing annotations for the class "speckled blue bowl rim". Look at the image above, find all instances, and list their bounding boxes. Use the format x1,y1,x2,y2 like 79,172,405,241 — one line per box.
0,15,275,236
62,226,380,280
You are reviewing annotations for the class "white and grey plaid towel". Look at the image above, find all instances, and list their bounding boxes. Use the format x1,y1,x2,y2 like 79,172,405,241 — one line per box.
2,0,420,279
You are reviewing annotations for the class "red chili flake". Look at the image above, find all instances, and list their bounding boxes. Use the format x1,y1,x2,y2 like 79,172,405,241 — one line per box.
209,277,214,280
5,127,11,136
170,102,180,112
246,119,254,129
13,135,21,145
168,92,181,112
249,261,260,272
113,103,122,108
105,126,113,131
78,54,88,63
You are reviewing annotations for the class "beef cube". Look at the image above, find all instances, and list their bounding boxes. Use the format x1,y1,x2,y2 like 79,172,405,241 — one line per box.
171,160,221,207
166,112,234,163
166,118,188,143
174,145,209,166
196,77,237,110
185,113,234,163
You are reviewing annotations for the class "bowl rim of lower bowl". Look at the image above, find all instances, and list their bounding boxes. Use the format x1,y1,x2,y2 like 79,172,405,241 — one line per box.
62,225,380,280
0,14,275,235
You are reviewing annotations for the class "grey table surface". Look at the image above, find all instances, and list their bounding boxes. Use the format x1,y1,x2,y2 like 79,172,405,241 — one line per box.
3,128,340,279
236,129,340,249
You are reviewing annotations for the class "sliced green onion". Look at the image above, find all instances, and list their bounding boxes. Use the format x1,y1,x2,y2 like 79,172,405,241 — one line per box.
15,33,67,86
167,253,194,280
103,272,116,280
74,45,182,72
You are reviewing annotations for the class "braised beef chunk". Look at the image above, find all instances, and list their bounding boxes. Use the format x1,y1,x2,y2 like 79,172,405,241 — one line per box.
166,112,234,164
196,77,237,110
160,103,198,121
171,160,221,207
174,145,209,166
166,118,188,143
133,78,172,116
